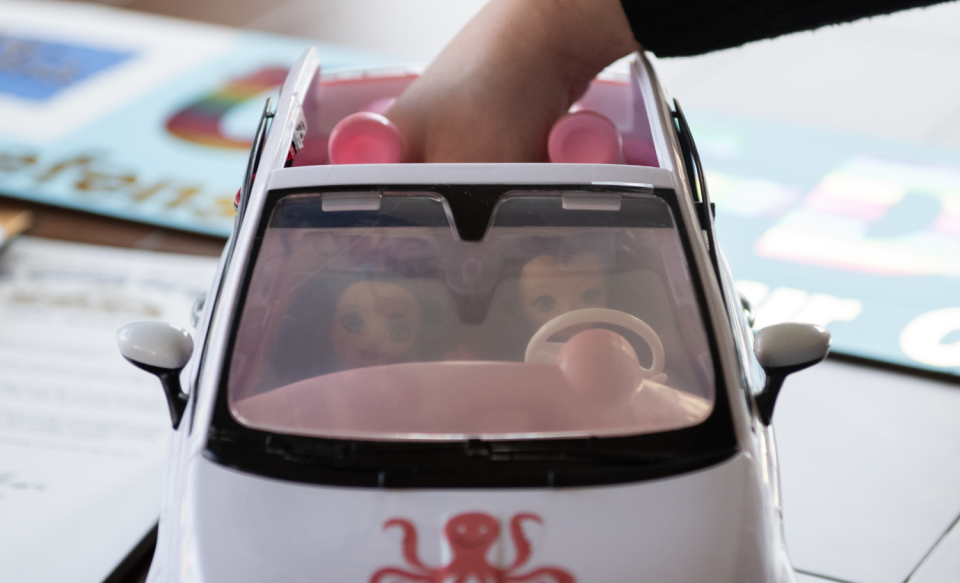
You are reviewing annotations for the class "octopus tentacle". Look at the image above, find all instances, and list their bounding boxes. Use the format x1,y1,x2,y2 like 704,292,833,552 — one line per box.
506,567,575,583
507,513,542,570
369,567,433,583
384,519,432,571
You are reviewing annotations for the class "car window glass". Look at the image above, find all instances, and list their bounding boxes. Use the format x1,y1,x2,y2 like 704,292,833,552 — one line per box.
228,190,716,441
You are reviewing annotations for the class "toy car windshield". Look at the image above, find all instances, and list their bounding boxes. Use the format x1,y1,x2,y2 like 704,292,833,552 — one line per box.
227,186,715,441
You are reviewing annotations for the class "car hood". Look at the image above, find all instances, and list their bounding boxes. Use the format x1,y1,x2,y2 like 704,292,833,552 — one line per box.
179,452,787,583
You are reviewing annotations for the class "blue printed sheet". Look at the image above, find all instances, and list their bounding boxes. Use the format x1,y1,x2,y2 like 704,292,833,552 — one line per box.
0,5,393,238
686,109,960,377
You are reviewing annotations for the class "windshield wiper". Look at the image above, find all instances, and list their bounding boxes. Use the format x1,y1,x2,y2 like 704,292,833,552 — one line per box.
470,440,738,466
460,440,699,466
217,430,733,472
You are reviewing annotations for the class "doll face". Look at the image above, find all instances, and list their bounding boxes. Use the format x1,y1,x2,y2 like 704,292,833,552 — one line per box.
520,253,607,329
332,280,422,368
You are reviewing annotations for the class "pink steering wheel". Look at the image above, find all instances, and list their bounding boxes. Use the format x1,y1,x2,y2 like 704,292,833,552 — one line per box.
524,308,664,379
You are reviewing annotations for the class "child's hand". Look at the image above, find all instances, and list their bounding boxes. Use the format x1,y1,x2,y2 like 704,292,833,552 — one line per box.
384,0,640,163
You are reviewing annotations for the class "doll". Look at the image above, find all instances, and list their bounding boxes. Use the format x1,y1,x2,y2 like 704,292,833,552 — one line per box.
519,252,607,330
331,279,423,368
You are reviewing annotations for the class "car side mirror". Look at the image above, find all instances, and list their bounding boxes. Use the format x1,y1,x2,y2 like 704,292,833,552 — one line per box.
117,321,194,429
753,322,831,425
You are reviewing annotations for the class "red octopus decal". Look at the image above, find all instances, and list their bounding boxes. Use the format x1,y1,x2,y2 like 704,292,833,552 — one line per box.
370,512,574,583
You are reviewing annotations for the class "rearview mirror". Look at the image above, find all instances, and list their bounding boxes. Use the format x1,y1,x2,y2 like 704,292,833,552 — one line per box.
117,321,194,429
753,322,831,425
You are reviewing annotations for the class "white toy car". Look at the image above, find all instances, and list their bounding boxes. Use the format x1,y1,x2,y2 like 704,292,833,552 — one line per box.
118,49,830,583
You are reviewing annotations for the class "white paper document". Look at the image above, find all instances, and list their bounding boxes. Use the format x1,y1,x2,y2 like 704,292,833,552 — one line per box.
0,237,218,583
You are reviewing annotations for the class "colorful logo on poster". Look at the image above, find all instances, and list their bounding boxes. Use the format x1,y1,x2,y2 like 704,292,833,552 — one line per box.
755,156,960,276
165,67,288,149
0,34,133,101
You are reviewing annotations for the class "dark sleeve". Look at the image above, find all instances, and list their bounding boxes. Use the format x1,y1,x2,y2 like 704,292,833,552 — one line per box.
621,0,954,56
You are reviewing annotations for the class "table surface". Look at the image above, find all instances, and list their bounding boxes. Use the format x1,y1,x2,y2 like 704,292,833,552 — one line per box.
42,2,960,582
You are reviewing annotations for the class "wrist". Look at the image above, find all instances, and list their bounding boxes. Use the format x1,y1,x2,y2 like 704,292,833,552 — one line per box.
489,0,641,103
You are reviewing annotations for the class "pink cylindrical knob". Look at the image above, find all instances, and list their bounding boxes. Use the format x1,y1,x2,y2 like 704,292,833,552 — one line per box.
328,112,403,165
548,110,622,164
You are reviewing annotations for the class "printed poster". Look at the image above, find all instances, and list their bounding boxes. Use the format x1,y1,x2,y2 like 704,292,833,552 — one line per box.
0,0,393,237
688,109,960,377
